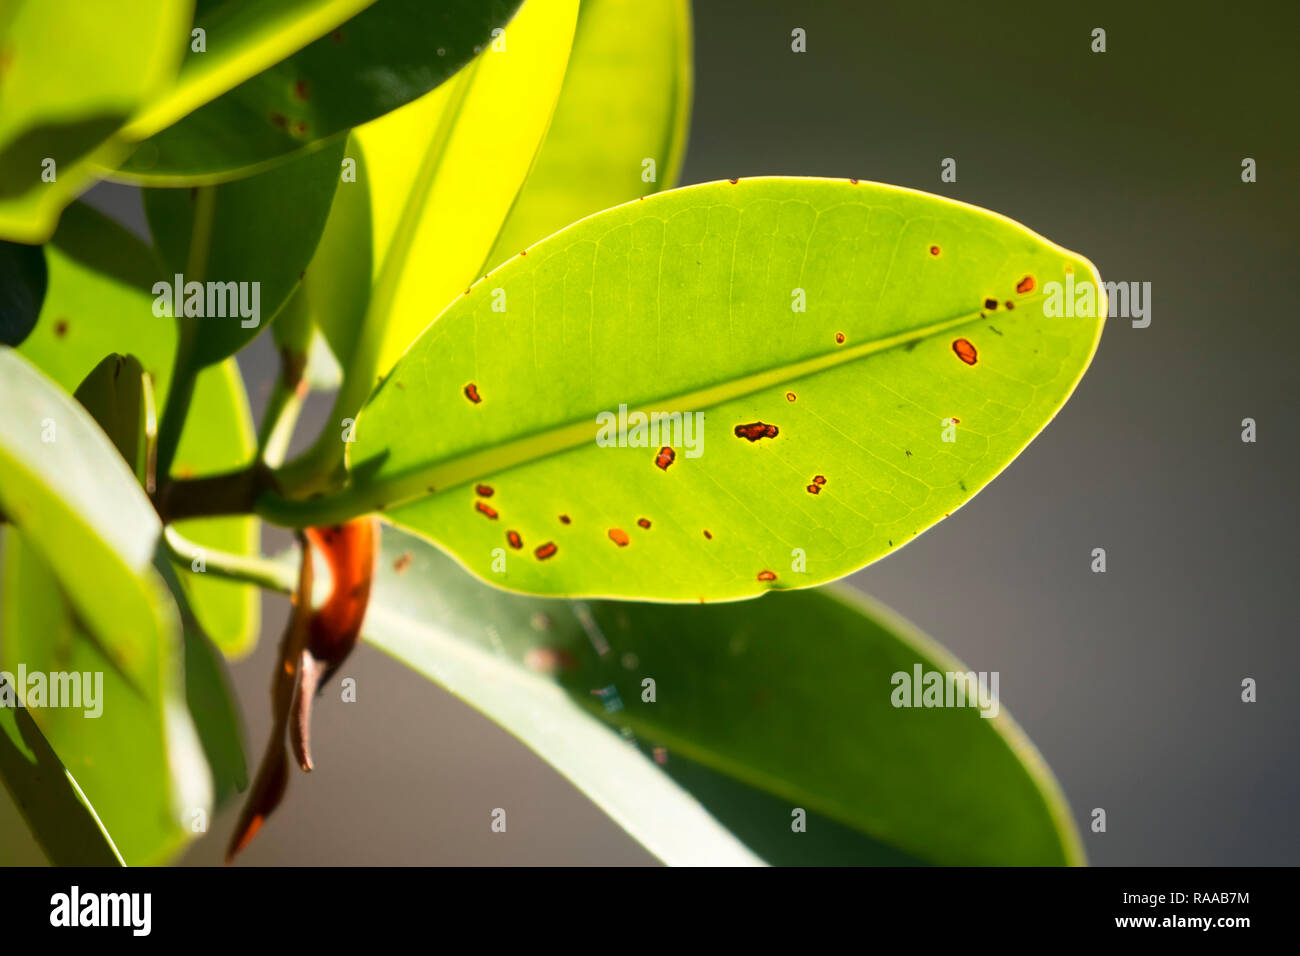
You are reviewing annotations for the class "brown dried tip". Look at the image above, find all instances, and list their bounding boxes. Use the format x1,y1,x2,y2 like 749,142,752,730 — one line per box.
734,422,779,442
608,528,630,547
655,446,676,470
463,382,482,404
475,501,498,520
952,338,978,365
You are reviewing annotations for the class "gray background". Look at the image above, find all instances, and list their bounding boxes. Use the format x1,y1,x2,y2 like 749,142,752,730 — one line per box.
2,0,1297,865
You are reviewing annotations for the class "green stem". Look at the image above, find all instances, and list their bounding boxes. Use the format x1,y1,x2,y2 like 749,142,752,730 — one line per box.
163,525,296,594
156,185,216,480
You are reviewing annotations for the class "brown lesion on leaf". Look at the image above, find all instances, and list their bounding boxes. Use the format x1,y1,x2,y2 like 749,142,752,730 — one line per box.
655,447,675,470
608,528,630,547
534,542,558,560
637,518,651,529
475,484,494,497
952,338,978,365
475,501,498,520
559,514,571,525
757,570,777,582
734,422,779,442
834,332,846,344
1016,275,1035,294
929,244,941,256
507,530,522,549
463,382,482,404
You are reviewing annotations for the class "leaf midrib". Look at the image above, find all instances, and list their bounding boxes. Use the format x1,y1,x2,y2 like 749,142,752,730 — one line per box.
260,295,1043,526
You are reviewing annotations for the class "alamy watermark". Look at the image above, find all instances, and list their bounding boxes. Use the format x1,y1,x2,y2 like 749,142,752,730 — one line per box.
891,664,999,718
1042,275,1151,328
596,403,705,458
152,273,261,328
0,667,103,718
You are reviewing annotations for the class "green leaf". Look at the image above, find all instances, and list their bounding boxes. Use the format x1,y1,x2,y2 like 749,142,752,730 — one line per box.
347,0,578,390
0,348,212,865
16,202,260,656
0,0,191,241
364,529,1082,865
292,179,1103,601
118,0,524,183
0,674,124,865
144,138,345,365
483,0,692,272
0,239,46,345
72,353,156,489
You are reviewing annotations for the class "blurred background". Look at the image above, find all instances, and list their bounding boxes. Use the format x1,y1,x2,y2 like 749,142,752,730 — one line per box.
2,0,1297,865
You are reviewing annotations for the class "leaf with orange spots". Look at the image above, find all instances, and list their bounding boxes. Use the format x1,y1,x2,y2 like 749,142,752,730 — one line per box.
269,179,1104,602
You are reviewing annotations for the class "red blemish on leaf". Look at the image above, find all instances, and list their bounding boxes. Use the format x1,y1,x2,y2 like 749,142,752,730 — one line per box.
559,514,571,525
637,518,651,529
835,332,846,344
703,530,713,540
475,484,494,497
393,551,412,574
1004,301,1015,310
464,383,482,404
786,392,796,402
734,422,779,442
929,245,941,256
813,475,826,485
655,446,675,470
952,338,978,365
950,418,961,424
475,501,498,520
806,484,820,495
608,528,630,547
53,319,68,337
507,530,522,549
534,542,558,560
983,298,998,310
1016,275,1035,294
757,570,777,582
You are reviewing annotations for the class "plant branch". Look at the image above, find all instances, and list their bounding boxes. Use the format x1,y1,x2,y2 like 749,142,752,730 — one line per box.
163,525,297,594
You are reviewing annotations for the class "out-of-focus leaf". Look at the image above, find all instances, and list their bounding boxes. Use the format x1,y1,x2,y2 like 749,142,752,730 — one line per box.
0,0,191,242
17,202,260,656
353,0,578,381
144,138,345,365
0,663,124,865
0,240,47,345
119,0,523,183
484,0,692,271
72,353,156,489
363,529,1083,865
311,179,1103,602
0,348,211,865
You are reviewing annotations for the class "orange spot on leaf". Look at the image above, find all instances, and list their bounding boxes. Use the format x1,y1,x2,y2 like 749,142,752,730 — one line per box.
463,383,482,404
608,528,630,547
507,530,522,549
534,542,557,560
734,422,779,442
637,518,651,529
757,570,777,582
475,484,494,497
952,338,978,365
1016,275,1035,294
475,501,498,520
655,447,676,470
